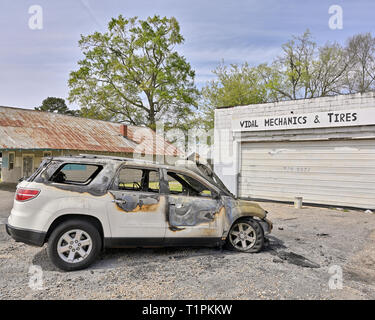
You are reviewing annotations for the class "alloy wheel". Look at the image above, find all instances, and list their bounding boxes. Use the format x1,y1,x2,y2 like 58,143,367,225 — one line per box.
229,222,257,251
57,229,92,263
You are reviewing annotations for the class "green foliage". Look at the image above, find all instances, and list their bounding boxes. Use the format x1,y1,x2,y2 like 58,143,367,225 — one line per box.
35,97,78,116
277,30,316,100
199,30,375,130
68,17,375,134
68,15,198,130
200,62,268,130
203,62,268,107
345,32,375,93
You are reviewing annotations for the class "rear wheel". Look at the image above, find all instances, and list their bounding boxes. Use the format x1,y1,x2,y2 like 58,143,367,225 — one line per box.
47,219,102,271
226,218,264,253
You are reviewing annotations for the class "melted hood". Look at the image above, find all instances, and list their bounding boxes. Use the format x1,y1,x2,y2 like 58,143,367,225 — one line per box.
176,154,234,197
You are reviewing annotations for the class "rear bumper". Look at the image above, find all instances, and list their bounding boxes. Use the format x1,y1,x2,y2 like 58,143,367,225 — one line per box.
5,224,46,247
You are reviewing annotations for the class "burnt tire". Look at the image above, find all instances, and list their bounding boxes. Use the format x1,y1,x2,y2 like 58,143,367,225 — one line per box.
225,218,264,253
47,219,102,271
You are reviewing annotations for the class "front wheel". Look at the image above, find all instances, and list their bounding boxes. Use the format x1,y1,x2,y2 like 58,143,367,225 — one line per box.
226,218,264,253
47,219,102,271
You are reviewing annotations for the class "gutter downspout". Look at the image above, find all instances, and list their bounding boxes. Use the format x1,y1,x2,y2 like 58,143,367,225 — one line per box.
233,139,241,198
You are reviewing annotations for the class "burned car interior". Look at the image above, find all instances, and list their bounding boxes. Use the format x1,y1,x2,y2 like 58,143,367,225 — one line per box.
166,171,214,198
50,163,103,185
112,165,215,198
116,167,160,193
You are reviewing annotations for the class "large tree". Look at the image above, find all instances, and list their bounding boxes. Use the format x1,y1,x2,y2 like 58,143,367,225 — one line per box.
35,97,78,116
309,42,349,97
68,15,199,130
274,30,316,100
200,62,268,130
344,33,375,93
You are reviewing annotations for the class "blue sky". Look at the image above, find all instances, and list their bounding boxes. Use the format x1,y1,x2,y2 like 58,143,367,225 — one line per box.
0,0,374,109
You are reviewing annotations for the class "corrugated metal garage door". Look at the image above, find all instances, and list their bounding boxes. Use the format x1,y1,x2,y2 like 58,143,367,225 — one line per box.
239,140,375,209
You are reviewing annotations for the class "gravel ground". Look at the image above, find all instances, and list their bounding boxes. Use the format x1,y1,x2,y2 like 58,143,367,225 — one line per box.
0,189,375,300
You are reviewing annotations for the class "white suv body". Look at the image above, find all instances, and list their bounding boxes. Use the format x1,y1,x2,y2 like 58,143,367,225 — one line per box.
6,155,272,271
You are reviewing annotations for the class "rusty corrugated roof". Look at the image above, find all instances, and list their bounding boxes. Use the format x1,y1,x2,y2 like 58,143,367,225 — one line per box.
0,106,182,156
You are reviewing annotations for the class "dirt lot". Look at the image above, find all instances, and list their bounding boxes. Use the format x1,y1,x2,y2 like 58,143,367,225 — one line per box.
1,188,375,300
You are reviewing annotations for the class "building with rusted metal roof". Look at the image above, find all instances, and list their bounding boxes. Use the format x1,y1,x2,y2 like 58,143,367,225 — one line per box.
0,106,182,183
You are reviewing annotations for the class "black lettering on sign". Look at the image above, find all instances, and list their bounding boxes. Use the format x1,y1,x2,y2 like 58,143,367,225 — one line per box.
297,116,305,124
240,120,258,128
328,112,334,122
251,120,258,127
328,112,358,123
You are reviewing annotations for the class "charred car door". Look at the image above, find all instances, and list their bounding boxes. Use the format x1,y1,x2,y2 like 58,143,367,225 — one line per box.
106,166,166,242
164,170,224,244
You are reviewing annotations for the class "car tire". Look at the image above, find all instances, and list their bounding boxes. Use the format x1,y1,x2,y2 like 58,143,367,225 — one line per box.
47,219,102,271
225,218,264,253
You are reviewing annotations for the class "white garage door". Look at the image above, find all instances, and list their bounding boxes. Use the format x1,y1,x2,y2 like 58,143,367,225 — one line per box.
239,140,375,209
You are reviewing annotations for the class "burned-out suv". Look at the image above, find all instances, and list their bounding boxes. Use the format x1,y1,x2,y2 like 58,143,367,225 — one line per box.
6,155,272,271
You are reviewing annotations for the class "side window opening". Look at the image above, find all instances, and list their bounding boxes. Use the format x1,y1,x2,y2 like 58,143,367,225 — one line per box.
148,170,160,193
118,167,143,191
8,152,15,170
116,167,160,193
50,163,102,185
167,171,213,197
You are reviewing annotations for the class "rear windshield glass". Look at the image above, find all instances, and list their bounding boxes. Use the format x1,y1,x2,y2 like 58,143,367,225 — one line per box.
50,163,102,185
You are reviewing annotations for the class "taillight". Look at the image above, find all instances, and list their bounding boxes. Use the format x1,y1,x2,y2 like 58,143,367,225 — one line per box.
15,188,40,202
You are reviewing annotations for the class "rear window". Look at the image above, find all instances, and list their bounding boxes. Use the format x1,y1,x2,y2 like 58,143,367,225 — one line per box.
50,163,102,185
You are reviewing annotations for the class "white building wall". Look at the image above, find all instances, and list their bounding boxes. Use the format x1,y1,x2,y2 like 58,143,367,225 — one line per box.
214,107,236,194
214,92,375,208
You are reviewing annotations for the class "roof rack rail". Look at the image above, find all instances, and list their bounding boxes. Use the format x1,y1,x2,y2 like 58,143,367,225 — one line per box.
78,154,156,163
